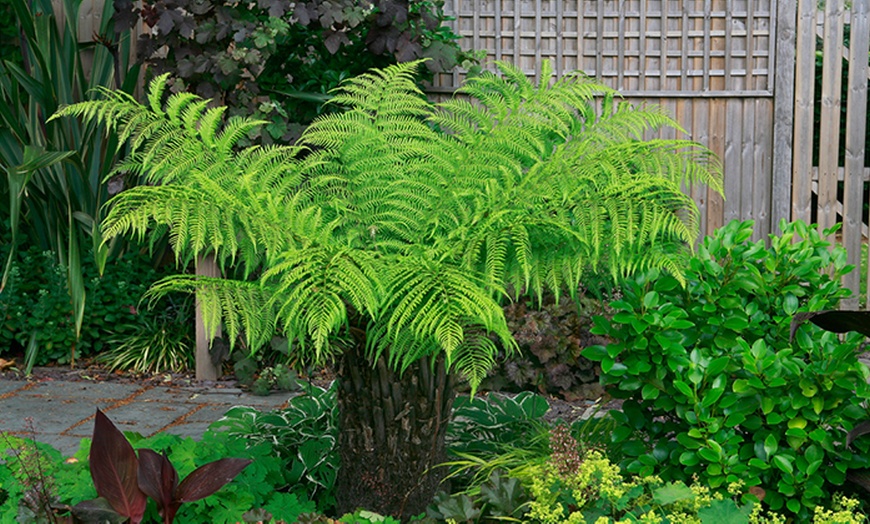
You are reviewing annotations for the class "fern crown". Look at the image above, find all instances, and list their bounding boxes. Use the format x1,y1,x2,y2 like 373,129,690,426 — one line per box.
53,61,721,391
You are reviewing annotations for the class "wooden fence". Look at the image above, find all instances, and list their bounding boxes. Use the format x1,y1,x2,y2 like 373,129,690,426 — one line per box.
433,0,870,308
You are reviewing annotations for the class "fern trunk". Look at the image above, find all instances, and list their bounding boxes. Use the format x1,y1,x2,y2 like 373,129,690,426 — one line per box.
336,345,455,519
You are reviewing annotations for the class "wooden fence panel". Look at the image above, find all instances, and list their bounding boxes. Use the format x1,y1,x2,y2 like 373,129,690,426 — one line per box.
771,0,796,233
435,0,775,94
434,0,776,240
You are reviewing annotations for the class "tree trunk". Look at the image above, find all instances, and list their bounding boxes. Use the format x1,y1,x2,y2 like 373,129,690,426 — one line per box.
335,344,455,519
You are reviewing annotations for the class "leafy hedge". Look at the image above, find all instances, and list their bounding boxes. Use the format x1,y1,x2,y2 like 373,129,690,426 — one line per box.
585,220,870,520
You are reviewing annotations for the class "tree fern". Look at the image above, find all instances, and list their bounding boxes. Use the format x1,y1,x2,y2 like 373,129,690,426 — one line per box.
53,59,721,391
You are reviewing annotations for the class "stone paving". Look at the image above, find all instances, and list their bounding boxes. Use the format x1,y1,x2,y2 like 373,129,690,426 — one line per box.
0,379,294,456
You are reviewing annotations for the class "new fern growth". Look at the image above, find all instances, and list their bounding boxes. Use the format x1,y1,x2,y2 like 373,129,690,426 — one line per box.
52,61,721,391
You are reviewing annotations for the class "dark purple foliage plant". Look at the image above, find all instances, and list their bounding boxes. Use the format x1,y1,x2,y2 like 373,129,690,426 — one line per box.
71,410,250,524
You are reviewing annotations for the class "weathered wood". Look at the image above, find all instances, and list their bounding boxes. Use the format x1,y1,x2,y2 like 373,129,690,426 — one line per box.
817,0,845,238
771,0,797,233
843,0,870,309
723,98,743,225
791,0,817,225
745,0,755,90
741,99,756,227
694,98,710,239
194,254,222,381
708,99,727,234
754,98,774,240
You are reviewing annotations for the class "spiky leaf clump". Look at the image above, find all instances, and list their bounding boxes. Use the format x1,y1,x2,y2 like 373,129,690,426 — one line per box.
52,61,721,391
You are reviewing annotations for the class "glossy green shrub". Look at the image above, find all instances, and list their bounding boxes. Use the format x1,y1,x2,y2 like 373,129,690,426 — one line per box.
585,220,870,519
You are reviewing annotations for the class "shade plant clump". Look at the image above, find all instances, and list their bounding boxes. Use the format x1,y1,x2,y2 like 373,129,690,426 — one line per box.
52,59,721,517
0,0,140,357
0,244,193,372
585,219,870,520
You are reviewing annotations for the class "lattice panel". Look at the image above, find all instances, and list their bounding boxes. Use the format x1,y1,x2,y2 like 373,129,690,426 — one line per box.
431,0,775,94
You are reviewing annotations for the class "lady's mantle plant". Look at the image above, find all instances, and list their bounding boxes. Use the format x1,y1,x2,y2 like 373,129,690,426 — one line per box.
585,219,870,520
52,61,720,517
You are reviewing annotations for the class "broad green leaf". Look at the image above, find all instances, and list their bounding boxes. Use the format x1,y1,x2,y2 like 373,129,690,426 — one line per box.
652,482,695,505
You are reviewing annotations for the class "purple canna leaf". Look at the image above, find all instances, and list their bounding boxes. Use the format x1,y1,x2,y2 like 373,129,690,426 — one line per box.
89,410,147,524
137,448,179,524
176,458,252,503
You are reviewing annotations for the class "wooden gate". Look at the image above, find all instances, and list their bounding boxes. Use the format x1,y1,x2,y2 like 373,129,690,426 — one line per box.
782,0,870,309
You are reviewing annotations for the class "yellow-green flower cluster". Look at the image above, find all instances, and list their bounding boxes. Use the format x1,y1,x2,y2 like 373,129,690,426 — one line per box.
810,495,864,524
522,447,868,524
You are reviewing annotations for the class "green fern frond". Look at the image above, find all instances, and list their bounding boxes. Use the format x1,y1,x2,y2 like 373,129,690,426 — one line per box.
147,72,172,113
263,247,382,362
145,275,277,350
384,258,511,363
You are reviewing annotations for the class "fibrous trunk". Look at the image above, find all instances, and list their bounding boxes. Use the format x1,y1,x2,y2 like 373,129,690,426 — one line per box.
335,345,455,519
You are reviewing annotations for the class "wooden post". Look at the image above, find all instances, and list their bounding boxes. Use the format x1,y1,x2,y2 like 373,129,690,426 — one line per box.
771,0,797,234
195,254,222,381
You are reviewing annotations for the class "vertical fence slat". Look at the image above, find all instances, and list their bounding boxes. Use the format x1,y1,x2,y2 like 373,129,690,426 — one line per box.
741,99,756,226
754,98,774,240
639,2,648,89
723,98,743,224
772,0,796,232
513,0,522,67
694,98,710,237
724,0,733,88
660,1,668,89
745,0,755,89
708,99,727,233
818,0,845,237
555,0,563,78
843,0,870,308
618,0,626,88
595,0,604,80
534,0,542,81
791,0,817,225
681,2,690,90
703,0,712,90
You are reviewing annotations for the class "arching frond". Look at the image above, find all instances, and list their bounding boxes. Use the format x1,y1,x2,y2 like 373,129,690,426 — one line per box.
144,275,277,351
55,60,722,386
262,247,383,364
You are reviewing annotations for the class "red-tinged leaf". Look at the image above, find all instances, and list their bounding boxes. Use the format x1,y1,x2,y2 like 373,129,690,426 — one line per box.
176,458,252,502
70,497,128,524
90,410,147,523
137,449,179,524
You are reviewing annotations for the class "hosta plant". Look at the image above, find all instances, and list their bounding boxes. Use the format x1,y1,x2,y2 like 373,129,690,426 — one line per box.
53,60,720,517
585,219,870,520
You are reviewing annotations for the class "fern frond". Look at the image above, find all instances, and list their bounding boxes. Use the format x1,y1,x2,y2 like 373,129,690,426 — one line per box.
147,72,171,113
145,275,277,351
263,247,382,362
384,258,511,363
